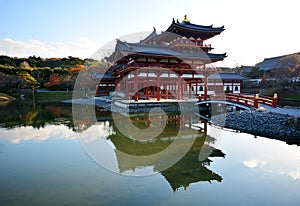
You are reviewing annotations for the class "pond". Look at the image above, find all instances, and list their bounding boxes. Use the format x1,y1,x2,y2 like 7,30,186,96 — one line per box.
0,102,300,206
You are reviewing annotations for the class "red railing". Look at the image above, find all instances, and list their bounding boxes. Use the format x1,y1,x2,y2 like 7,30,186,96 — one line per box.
198,93,278,108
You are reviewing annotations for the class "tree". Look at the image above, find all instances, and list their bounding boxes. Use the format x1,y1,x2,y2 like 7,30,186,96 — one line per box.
0,55,16,67
31,67,53,85
0,72,19,93
17,71,40,89
268,54,300,92
278,54,300,78
44,73,60,88
245,67,263,79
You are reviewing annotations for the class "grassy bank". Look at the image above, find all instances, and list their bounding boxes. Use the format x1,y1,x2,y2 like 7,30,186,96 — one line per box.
5,90,98,103
29,91,97,103
34,91,73,103
262,87,300,107
277,94,300,107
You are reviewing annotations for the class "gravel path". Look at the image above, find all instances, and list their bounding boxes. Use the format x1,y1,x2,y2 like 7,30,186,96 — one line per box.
211,109,300,139
259,105,300,117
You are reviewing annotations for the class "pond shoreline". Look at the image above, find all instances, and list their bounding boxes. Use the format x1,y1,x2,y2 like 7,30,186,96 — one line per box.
65,97,300,141
210,109,300,141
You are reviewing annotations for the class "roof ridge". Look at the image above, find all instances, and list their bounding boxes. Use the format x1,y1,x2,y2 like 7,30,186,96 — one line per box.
139,28,158,44
176,21,224,30
180,21,213,29
263,52,300,60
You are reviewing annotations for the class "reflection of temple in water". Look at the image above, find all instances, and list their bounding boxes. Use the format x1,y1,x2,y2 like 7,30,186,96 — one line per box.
161,139,224,192
107,113,225,192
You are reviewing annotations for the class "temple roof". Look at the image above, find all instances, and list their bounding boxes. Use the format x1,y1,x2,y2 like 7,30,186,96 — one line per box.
258,52,300,71
111,40,226,63
105,17,226,66
175,21,224,32
161,18,225,40
139,27,158,44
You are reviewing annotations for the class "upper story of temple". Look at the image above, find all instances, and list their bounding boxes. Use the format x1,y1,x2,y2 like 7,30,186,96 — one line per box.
105,15,226,76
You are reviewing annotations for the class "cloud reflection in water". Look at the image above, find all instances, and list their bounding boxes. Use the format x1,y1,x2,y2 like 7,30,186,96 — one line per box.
0,122,113,144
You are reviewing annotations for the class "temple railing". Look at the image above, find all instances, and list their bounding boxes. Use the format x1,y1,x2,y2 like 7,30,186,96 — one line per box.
198,93,278,108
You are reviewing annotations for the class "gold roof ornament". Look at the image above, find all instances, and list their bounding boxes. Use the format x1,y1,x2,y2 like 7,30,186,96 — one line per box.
183,15,190,23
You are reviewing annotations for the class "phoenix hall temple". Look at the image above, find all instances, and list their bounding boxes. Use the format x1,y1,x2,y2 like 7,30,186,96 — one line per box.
96,16,244,101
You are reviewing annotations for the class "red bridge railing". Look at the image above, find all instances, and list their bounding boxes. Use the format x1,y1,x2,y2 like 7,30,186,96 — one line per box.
198,93,278,108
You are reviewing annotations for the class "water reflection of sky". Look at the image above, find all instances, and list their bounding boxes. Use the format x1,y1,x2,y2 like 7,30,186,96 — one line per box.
1,123,300,205
211,128,300,181
0,122,112,144
2,123,300,182
1,124,300,181
203,127,300,205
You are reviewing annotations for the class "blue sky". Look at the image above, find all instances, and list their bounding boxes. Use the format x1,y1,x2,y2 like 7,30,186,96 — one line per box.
0,0,299,67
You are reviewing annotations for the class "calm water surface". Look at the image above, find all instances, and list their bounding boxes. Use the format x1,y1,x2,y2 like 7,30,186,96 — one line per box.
0,102,300,206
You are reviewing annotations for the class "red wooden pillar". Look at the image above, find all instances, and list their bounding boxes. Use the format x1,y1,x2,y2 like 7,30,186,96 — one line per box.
145,84,149,100
157,87,161,101
125,76,129,100
237,93,240,103
157,72,161,101
165,83,168,99
134,93,138,101
254,94,259,108
204,75,208,100
272,93,278,107
134,70,138,102
146,71,149,100
198,94,202,101
177,73,181,100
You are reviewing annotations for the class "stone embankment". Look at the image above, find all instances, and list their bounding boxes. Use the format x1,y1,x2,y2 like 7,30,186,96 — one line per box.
211,110,300,138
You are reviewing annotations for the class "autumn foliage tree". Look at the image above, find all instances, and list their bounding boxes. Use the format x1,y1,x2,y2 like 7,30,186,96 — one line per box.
44,73,60,88
0,55,104,91
17,71,39,89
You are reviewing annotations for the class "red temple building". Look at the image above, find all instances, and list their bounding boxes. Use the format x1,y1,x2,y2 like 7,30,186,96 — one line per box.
96,16,244,101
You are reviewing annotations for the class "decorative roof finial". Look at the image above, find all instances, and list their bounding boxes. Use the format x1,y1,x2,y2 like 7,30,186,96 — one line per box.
183,15,190,23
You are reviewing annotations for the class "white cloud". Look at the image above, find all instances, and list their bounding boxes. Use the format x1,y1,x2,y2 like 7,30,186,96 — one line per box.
287,171,300,180
280,171,300,181
0,37,100,58
243,159,266,169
